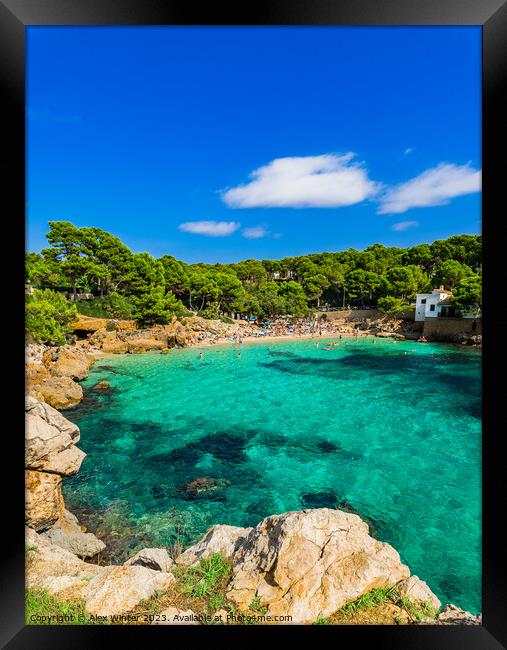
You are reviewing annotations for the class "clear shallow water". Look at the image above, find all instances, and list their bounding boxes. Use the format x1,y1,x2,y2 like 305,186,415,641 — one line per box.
64,336,481,613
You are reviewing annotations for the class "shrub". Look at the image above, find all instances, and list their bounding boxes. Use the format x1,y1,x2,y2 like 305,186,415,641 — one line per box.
77,294,134,320
377,296,409,315
25,290,77,345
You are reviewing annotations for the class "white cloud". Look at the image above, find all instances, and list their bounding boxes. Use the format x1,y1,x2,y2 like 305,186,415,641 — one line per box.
378,163,481,214
178,221,240,237
242,226,268,239
391,220,419,232
404,148,414,155
221,154,379,208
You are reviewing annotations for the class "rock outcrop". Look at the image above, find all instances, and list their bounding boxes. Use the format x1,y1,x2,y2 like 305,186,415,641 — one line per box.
82,565,175,617
225,509,410,623
71,315,137,333
26,397,83,474
40,509,105,559
396,575,441,611
51,347,95,381
25,343,99,409
175,524,252,567
25,470,64,531
26,526,104,599
28,376,84,411
27,527,173,616
124,548,174,573
25,396,105,556
435,604,482,625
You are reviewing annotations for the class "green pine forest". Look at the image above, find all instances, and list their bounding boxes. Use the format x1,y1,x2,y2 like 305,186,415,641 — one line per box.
25,222,482,345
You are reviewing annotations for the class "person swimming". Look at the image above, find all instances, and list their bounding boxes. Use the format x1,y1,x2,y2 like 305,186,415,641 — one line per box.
199,351,203,360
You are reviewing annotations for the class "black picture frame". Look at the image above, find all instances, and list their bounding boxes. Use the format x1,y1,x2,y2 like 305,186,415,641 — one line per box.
2,0,505,647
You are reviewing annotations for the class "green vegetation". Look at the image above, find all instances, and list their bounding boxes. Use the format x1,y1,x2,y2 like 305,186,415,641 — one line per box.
176,553,232,602
451,274,482,315
26,589,105,625
249,596,268,615
26,222,482,344
25,289,78,345
335,586,438,624
339,586,398,614
377,296,410,315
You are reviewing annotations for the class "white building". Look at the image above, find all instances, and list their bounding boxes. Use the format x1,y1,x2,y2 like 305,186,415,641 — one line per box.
415,286,453,322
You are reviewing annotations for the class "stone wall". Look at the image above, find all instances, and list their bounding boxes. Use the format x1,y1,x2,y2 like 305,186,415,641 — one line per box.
423,317,482,341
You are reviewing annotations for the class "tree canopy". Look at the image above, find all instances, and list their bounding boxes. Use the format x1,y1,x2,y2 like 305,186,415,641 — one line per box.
26,224,482,334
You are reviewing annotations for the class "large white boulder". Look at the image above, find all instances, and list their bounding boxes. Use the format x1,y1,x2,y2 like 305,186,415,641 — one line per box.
82,565,175,617
25,397,84,475
226,508,410,624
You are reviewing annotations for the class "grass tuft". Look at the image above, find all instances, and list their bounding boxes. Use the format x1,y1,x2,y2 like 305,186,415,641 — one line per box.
25,589,106,625
178,554,232,601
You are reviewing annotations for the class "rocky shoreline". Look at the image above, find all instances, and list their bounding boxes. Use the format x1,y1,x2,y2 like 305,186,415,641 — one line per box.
25,319,482,625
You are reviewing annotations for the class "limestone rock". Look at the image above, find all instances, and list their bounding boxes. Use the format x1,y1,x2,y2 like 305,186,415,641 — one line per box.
26,362,50,387
41,509,106,559
72,316,108,332
35,376,84,410
25,470,63,531
226,508,410,624
25,343,49,366
50,347,94,381
127,338,167,353
101,337,129,354
124,548,174,572
436,604,482,625
175,524,253,567
72,316,136,333
152,607,200,625
396,575,441,611
26,526,105,599
26,397,84,475
82,565,175,617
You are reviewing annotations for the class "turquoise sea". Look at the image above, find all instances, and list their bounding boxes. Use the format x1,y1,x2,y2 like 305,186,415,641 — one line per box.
63,336,481,614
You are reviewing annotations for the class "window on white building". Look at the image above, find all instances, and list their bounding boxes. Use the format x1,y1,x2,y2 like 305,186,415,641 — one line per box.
430,304,435,312
421,299,426,304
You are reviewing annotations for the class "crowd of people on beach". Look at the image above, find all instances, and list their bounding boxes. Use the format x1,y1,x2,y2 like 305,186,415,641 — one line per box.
190,316,367,348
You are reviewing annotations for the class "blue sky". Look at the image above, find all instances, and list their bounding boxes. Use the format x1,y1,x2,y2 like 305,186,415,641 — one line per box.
27,26,481,263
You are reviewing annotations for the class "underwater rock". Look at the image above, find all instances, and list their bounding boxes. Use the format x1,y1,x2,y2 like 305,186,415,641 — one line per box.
92,380,114,393
179,476,229,495
301,492,338,509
